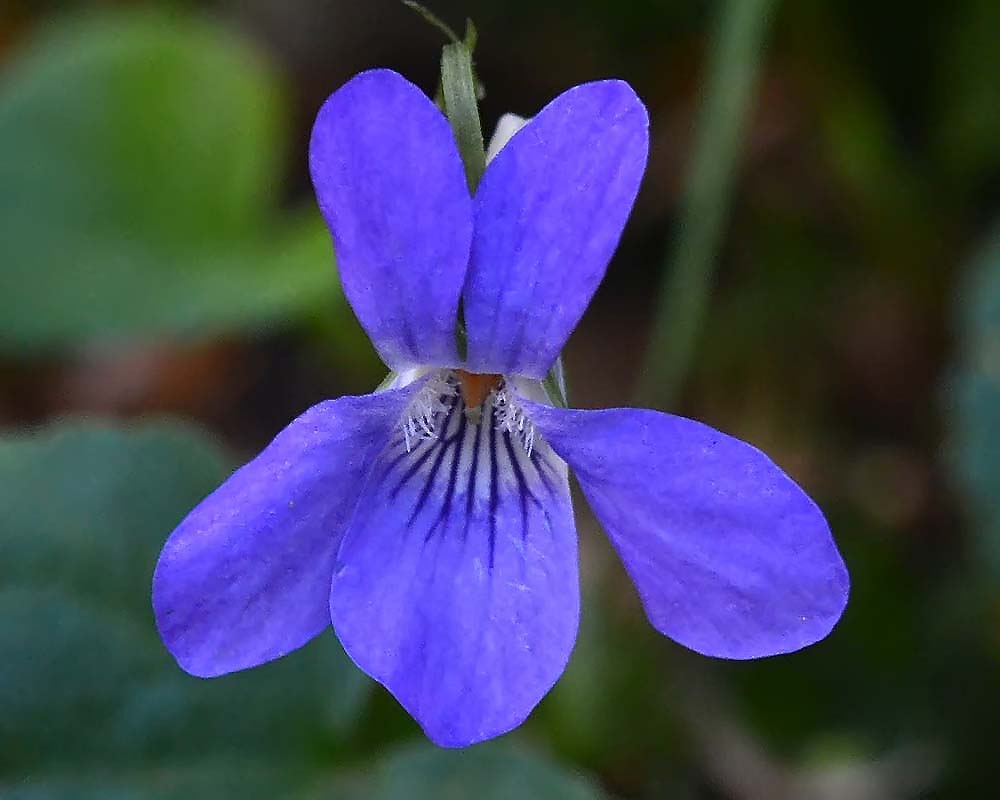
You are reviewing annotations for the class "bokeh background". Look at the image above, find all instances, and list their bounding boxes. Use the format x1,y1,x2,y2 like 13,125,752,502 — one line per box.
2,0,999,797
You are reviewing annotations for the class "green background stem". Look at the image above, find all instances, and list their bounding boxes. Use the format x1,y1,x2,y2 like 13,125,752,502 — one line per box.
636,0,778,408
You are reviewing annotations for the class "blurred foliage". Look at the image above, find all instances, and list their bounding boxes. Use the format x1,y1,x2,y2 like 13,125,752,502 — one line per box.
0,10,338,353
362,742,602,800
935,0,1000,180
639,0,775,406
950,232,1000,578
0,423,365,786
0,422,603,797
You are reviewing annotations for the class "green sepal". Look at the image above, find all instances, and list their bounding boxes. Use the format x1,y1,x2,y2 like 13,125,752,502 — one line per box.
454,308,469,362
398,3,491,368
542,357,569,408
462,20,486,100
375,371,399,392
440,41,486,192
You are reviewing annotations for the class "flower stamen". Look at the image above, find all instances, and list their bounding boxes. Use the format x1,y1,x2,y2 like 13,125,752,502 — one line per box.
401,371,458,452
493,385,536,458
398,371,538,457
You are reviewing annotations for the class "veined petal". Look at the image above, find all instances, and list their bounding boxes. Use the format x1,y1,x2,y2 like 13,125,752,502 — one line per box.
309,69,473,369
464,81,649,378
522,401,850,660
330,384,579,747
153,385,418,677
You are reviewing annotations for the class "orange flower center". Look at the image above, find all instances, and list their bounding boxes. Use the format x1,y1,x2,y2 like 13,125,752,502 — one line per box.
455,370,502,409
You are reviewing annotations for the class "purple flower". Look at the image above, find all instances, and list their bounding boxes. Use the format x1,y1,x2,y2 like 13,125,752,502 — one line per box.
152,70,849,747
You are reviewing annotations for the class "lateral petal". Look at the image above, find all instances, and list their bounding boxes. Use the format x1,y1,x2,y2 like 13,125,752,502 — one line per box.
153,385,417,677
523,401,850,660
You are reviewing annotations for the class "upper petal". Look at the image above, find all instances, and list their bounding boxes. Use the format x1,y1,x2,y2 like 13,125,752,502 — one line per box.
463,81,649,378
309,69,473,369
152,385,416,677
330,383,579,746
522,401,850,660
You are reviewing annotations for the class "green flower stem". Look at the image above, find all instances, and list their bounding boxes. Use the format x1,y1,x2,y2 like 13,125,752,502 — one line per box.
636,0,777,408
401,0,461,44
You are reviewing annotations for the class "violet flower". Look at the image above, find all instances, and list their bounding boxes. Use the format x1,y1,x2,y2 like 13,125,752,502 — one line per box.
153,70,849,747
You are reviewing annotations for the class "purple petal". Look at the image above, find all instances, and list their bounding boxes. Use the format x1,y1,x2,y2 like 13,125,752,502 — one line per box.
522,401,850,659
309,69,473,369
463,81,648,378
153,386,417,677
330,391,579,746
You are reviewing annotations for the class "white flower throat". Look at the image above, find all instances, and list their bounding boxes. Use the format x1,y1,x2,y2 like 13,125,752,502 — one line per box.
400,369,537,457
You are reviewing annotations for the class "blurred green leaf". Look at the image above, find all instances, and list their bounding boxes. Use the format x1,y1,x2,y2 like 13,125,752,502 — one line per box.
935,0,1000,180
368,741,604,800
0,586,162,771
115,632,371,762
733,515,926,754
949,231,1000,578
0,421,229,616
3,760,311,800
0,420,370,781
9,741,606,800
541,582,679,771
0,10,337,352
